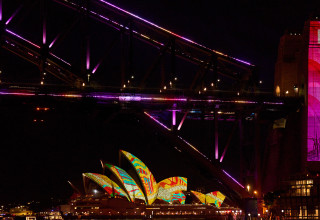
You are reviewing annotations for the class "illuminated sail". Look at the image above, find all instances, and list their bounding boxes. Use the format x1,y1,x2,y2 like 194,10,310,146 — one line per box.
206,191,226,207
120,150,158,204
190,190,225,206
172,191,186,204
104,163,146,203
83,173,130,201
190,190,206,204
157,177,187,204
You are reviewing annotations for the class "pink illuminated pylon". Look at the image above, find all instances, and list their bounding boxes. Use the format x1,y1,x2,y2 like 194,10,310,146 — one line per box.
172,110,176,126
0,0,2,21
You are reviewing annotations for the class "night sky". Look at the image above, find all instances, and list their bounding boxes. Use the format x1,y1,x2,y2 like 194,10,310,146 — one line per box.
1,0,320,205
105,0,320,89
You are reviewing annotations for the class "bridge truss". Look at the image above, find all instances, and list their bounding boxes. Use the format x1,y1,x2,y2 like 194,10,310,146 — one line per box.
0,0,302,208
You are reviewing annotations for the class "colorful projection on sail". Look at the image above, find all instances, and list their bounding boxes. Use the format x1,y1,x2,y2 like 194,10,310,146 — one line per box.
157,177,187,204
308,21,320,161
104,163,146,203
172,191,186,204
206,191,226,208
120,150,158,204
83,173,130,200
191,190,225,206
191,190,206,204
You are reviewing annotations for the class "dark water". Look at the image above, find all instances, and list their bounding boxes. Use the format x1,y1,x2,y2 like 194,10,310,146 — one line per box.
87,218,218,220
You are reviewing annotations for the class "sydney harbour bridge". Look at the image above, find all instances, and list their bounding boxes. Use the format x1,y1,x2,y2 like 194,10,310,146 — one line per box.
0,0,301,208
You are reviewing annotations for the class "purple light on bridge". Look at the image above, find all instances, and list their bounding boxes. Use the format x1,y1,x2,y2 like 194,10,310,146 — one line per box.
49,52,71,66
97,0,254,66
43,29,46,45
5,5,22,25
177,111,188,131
49,36,58,48
50,94,82,98
234,100,257,104
5,16,13,25
178,136,211,161
0,91,35,96
90,93,187,103
0,0,2,21
144,112,171,131
172,110,176,126
86,43,90,70
263,101,284,105
91,94,116,100
6,29,41,49
119,96,142,102
61,0,164,51
92,62,100,74
222,169,245,189
89,6,164,47
141,97,187,102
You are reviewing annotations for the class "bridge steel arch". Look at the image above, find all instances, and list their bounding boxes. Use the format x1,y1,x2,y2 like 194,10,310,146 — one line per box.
0,0,303,209
0,0,256,93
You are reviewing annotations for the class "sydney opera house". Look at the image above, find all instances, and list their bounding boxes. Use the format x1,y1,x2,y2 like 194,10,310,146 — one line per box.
64,150,234,217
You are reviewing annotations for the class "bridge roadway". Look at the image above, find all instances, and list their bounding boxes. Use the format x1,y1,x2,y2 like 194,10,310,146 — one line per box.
0,85,300,110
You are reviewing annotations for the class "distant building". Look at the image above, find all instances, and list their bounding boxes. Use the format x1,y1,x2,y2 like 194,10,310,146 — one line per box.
274,16,320,168
9,206,33,216
275,173,320,219
271,16,320,219
274,31,303,97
